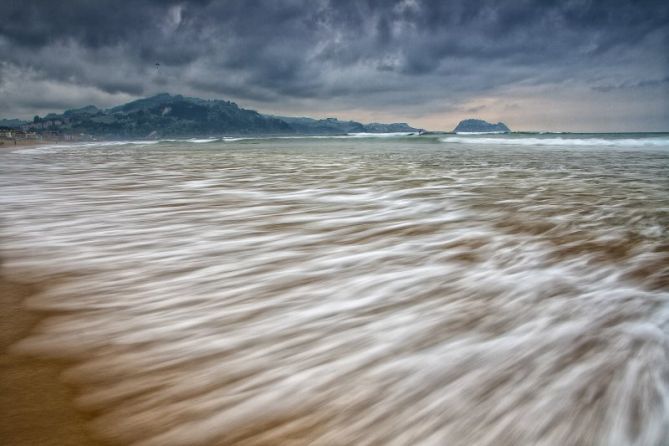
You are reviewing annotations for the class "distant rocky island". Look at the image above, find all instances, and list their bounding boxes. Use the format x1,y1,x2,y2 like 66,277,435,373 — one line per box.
454,119,510,133
0,93,420,139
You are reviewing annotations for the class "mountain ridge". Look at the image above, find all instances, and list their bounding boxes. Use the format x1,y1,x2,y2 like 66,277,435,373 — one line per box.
2,94,421,138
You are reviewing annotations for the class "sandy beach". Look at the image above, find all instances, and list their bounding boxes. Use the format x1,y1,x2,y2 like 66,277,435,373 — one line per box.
1,0,667,443
0,272,104,446
0,140,62,152
1,137,667,445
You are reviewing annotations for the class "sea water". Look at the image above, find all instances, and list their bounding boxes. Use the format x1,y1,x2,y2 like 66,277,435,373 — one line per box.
1,133,668,445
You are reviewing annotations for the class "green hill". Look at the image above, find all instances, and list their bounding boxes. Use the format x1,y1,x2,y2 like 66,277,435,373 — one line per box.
13,94,420,138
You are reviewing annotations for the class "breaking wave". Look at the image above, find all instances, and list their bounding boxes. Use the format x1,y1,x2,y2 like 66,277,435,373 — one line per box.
440,135,669,147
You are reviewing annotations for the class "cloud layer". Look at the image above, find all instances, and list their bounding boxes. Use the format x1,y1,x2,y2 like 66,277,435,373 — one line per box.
1,0,668,130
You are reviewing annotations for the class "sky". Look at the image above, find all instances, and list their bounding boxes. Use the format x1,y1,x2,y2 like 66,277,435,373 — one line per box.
1,0,668,132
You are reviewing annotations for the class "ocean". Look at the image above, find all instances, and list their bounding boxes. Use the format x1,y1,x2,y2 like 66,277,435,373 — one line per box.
1,133,668,445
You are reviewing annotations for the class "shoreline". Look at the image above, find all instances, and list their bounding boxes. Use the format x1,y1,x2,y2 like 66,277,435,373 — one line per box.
0,139,64,153
0,271,104,446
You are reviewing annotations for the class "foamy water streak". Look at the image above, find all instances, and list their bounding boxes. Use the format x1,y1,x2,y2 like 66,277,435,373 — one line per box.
1,136,669,445
442,135,669,147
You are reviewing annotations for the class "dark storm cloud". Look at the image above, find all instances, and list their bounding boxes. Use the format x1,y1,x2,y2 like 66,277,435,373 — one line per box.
592,76,669,92
0,0,667,129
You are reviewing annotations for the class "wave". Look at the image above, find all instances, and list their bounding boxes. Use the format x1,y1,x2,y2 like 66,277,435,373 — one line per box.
346,132,418,137
455,131,507,135
14,140,161,154
440,136,669,147
251,132,418,140
187,137,220,143
16,138,246,153
161,133,419,144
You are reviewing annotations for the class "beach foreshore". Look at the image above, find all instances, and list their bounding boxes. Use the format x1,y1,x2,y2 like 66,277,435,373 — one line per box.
0,271,104,446
0,139,64,152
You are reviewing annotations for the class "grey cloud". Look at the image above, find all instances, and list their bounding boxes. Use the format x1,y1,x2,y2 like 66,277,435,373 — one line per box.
465,105,487,114
0,0,667,129
593,76,669,92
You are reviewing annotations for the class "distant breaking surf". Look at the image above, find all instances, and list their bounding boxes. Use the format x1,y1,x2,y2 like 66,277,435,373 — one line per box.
440,135,669,147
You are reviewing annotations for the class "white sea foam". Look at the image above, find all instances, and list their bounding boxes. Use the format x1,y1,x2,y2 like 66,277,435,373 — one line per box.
441,135,669,147
454,131,507,135
1,139,668,445
218,132,417,142
346,132,417,137
186,137,220,143
13,140,161,154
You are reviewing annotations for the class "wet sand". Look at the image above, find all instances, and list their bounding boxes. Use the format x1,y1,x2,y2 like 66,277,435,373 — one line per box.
1,137,668,444
0,140,62,152
0,273,103,446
